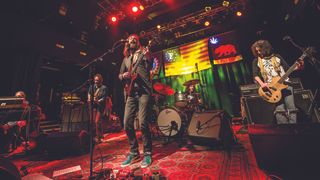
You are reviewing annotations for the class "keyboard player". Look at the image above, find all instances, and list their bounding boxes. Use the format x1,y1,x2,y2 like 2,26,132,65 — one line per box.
0,91,30,153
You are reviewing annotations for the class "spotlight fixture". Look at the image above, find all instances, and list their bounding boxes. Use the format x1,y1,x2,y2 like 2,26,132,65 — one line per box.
80,51,87,56
204,20,210,27
222,1,230,7
111,16,117,23
236,11,242,17
56,43,64,49
132,6,139,13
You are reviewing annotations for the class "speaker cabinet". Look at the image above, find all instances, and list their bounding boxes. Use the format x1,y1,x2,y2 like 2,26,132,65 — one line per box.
243,90,320,124
249,123,320,179
243,96,276,124
188,110,235,148
44,131,90,156
61,104,89,132
294,90,320,123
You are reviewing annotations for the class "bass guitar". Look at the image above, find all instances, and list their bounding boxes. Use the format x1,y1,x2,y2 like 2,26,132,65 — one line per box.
258,48,312,103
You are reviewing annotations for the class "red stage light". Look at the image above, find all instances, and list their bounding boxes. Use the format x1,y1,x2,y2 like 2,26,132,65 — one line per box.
111,16,117,22
132,6,139,13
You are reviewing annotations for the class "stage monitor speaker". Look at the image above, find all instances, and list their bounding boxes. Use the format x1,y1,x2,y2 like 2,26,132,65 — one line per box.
61,104,89,132
44,130,90,156
243,96,276,124
188,110,235,148
243,90,320,124
249,123,320,179
0,157,21,180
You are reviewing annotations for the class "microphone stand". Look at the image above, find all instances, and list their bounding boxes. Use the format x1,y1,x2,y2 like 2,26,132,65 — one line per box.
80,40,123,179
195,63,207,110
286,37,320,119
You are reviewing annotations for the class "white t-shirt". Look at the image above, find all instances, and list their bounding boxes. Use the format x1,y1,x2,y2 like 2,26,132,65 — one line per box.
260,57,286,84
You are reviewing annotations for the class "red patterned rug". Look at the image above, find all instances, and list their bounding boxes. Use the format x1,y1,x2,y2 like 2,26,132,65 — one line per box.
9,126,267,179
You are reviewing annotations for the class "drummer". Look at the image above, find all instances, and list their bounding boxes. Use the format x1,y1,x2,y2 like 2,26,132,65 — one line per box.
185,84,201,109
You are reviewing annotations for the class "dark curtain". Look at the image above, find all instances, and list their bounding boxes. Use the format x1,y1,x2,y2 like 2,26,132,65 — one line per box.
10,49,43,104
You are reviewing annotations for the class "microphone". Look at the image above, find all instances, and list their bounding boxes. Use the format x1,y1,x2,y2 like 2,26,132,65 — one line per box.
196,120,201,133
283,36,291,41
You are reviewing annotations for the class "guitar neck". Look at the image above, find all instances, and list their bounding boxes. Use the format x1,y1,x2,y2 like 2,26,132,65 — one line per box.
130,43,152,75
278,62,298,84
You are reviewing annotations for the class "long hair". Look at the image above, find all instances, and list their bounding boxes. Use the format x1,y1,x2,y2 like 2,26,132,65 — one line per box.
251,40,273,58
123,34,142,57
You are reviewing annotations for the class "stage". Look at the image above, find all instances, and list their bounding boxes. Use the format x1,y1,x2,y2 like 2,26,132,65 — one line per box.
6,126,267,179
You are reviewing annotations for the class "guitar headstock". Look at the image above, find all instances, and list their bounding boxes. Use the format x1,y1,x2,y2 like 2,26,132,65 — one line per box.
301,47,316,59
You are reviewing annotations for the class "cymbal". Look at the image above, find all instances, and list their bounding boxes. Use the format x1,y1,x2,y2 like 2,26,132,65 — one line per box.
153,83,175,96
183,79,200,86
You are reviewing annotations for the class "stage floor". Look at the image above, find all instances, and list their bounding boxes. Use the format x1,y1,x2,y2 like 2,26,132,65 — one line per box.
8,126,267,179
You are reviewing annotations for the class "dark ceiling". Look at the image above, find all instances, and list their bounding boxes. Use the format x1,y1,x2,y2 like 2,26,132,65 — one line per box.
3,0,320,66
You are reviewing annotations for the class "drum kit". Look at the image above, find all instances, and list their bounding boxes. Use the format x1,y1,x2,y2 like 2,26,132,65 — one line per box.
152,79,203,141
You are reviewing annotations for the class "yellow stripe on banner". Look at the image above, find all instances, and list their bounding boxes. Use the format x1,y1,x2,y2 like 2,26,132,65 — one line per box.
165,38,211,76
213,55,243,65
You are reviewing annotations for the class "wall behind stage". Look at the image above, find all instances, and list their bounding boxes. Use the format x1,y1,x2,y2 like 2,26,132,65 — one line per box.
153,31,251,116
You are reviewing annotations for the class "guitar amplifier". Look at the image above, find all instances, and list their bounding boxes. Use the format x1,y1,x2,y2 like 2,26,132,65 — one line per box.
240,78,303,98
240,84,259,97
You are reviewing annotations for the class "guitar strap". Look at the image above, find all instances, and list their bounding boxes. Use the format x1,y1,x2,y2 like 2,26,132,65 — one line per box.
94,87,101,98
258,55,282,82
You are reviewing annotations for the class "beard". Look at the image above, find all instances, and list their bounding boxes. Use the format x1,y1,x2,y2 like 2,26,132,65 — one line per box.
129,42,138,51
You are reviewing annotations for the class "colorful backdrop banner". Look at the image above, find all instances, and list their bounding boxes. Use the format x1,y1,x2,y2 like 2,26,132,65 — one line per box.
163,38,211,77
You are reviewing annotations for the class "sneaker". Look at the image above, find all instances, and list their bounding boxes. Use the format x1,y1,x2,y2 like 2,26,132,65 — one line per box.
121,154,140,167
140,155,152,168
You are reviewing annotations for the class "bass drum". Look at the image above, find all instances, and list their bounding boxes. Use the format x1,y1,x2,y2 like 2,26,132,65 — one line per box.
157,108,187,136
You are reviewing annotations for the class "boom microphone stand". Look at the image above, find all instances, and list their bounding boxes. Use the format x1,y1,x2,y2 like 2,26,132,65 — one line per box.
80,40,124,179
284,36,319,118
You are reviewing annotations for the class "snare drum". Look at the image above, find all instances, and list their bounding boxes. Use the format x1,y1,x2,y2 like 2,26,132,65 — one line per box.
157,108,187,136
174,92,188,108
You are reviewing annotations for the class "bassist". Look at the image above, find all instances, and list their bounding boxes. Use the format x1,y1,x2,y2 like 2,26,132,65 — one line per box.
251,40,304,124
118,34,153,168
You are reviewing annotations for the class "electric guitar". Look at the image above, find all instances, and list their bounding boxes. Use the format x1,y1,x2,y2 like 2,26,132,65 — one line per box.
125,40,153,98
258,49,311,103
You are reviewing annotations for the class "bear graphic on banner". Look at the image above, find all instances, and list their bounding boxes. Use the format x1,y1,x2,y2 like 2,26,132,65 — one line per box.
214,44,237,57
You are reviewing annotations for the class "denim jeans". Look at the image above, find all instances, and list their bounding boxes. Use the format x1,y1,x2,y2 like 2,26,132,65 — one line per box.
123,92,152,155
274,86,297,124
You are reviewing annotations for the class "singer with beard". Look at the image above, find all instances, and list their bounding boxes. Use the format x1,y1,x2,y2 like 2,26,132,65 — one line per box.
251,40,303,124
88,74,108,143
118,34,153,168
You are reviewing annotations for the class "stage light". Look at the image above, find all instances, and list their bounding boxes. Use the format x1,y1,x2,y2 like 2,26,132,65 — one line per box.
205,6,211,12
80,51,87,56
139,5,144,11
157,25,161,29
111,16,117,23
204,21,210,27
222,1,230,7
132,6,139,13
56,43,64,49
236,11,242,17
